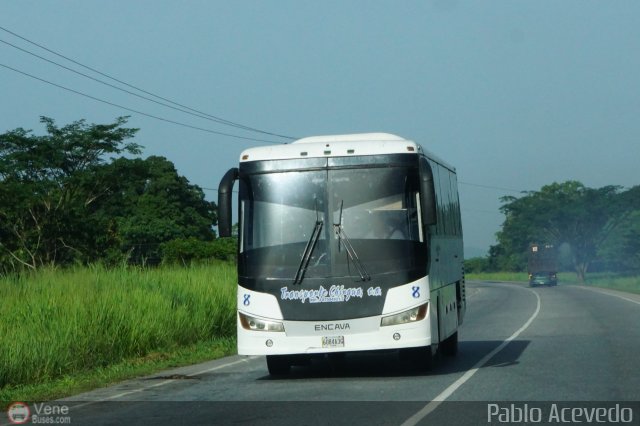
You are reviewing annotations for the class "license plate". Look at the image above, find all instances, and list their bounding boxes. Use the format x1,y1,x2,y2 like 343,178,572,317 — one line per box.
322,336,345,348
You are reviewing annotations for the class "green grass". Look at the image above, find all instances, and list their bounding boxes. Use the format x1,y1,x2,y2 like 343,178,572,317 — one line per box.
0,262,237,401
558,273,640,294
0,337,235,405
465,272,529,282
466,271,640,294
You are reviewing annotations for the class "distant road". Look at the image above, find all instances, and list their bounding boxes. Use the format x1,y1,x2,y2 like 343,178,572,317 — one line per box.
37,282,640,425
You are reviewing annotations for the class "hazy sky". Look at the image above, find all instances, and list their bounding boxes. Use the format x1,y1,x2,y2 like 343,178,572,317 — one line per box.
2,1,639,256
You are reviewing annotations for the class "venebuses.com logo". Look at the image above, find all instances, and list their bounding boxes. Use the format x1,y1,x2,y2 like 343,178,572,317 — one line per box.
6,402,30,424
6,402,71,424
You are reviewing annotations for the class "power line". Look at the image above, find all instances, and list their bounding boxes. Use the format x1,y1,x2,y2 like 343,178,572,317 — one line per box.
0,37,282,136
459,181,525,193
462,208,502,215
202,187,239,196
0,62,283,144
0,25,296,140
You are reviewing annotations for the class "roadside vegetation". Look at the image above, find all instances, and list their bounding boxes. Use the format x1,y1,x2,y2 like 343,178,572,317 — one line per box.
0,117,241,404
465,182,640,284
0,116,236,274
466,271,640,294
0,263,237,403
465,180,639,293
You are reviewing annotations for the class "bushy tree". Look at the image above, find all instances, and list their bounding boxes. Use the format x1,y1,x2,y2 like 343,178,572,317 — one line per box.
598,185,640,273
160,237,236,265
93,156,217,264
0,117,220,271
0,116,140,269
493,181,629,282
464,256,490,274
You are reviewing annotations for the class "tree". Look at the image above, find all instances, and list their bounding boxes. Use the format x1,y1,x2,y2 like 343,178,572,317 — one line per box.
464,256,490,274
597,185,640,273
160,237,236,265
494,181,628,282
0,116,140,270
0,117,220,271
93,156,217,264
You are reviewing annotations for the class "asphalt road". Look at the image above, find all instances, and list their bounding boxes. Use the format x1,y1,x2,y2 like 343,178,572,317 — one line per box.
22,282,640,425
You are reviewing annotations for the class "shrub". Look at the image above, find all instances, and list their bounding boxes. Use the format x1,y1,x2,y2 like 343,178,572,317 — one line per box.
161,237,237,264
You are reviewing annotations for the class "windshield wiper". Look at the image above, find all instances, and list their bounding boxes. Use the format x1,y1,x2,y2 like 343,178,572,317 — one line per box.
333,200,371,282
293,205,323,285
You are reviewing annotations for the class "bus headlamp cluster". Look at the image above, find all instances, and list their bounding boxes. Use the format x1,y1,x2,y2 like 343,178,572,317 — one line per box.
381,303,428,327
239,312,285,332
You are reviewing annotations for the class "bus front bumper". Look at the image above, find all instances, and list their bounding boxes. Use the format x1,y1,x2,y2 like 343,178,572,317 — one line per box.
237,313,433,356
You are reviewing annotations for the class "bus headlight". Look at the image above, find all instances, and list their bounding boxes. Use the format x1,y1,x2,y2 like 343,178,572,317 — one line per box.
239,312,285,332
381,303,428,327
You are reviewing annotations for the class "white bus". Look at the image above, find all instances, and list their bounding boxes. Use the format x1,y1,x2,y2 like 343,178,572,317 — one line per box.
218,133,465,375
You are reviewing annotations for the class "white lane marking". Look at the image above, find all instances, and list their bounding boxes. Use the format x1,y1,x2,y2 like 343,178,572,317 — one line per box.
571,285,640,306
66,356,259,410
401,285,541,426
189,355,259,377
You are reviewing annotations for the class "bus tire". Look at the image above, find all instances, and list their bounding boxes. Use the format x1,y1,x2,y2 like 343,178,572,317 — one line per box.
441,331,458,356
267,355,291,376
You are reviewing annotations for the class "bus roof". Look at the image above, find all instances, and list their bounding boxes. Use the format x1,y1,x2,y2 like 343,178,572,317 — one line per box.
239,133,454,171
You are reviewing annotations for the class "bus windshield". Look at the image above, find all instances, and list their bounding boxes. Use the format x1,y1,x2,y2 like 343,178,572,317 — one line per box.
238,165,425,281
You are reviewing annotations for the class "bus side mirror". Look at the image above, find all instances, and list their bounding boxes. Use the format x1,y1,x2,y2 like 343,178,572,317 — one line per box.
419,158,437,226
218,167,239,238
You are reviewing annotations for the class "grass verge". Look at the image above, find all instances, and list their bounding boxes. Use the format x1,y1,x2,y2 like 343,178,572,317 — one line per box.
466,272,640,294
0,337,235,406
0,263,237,404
